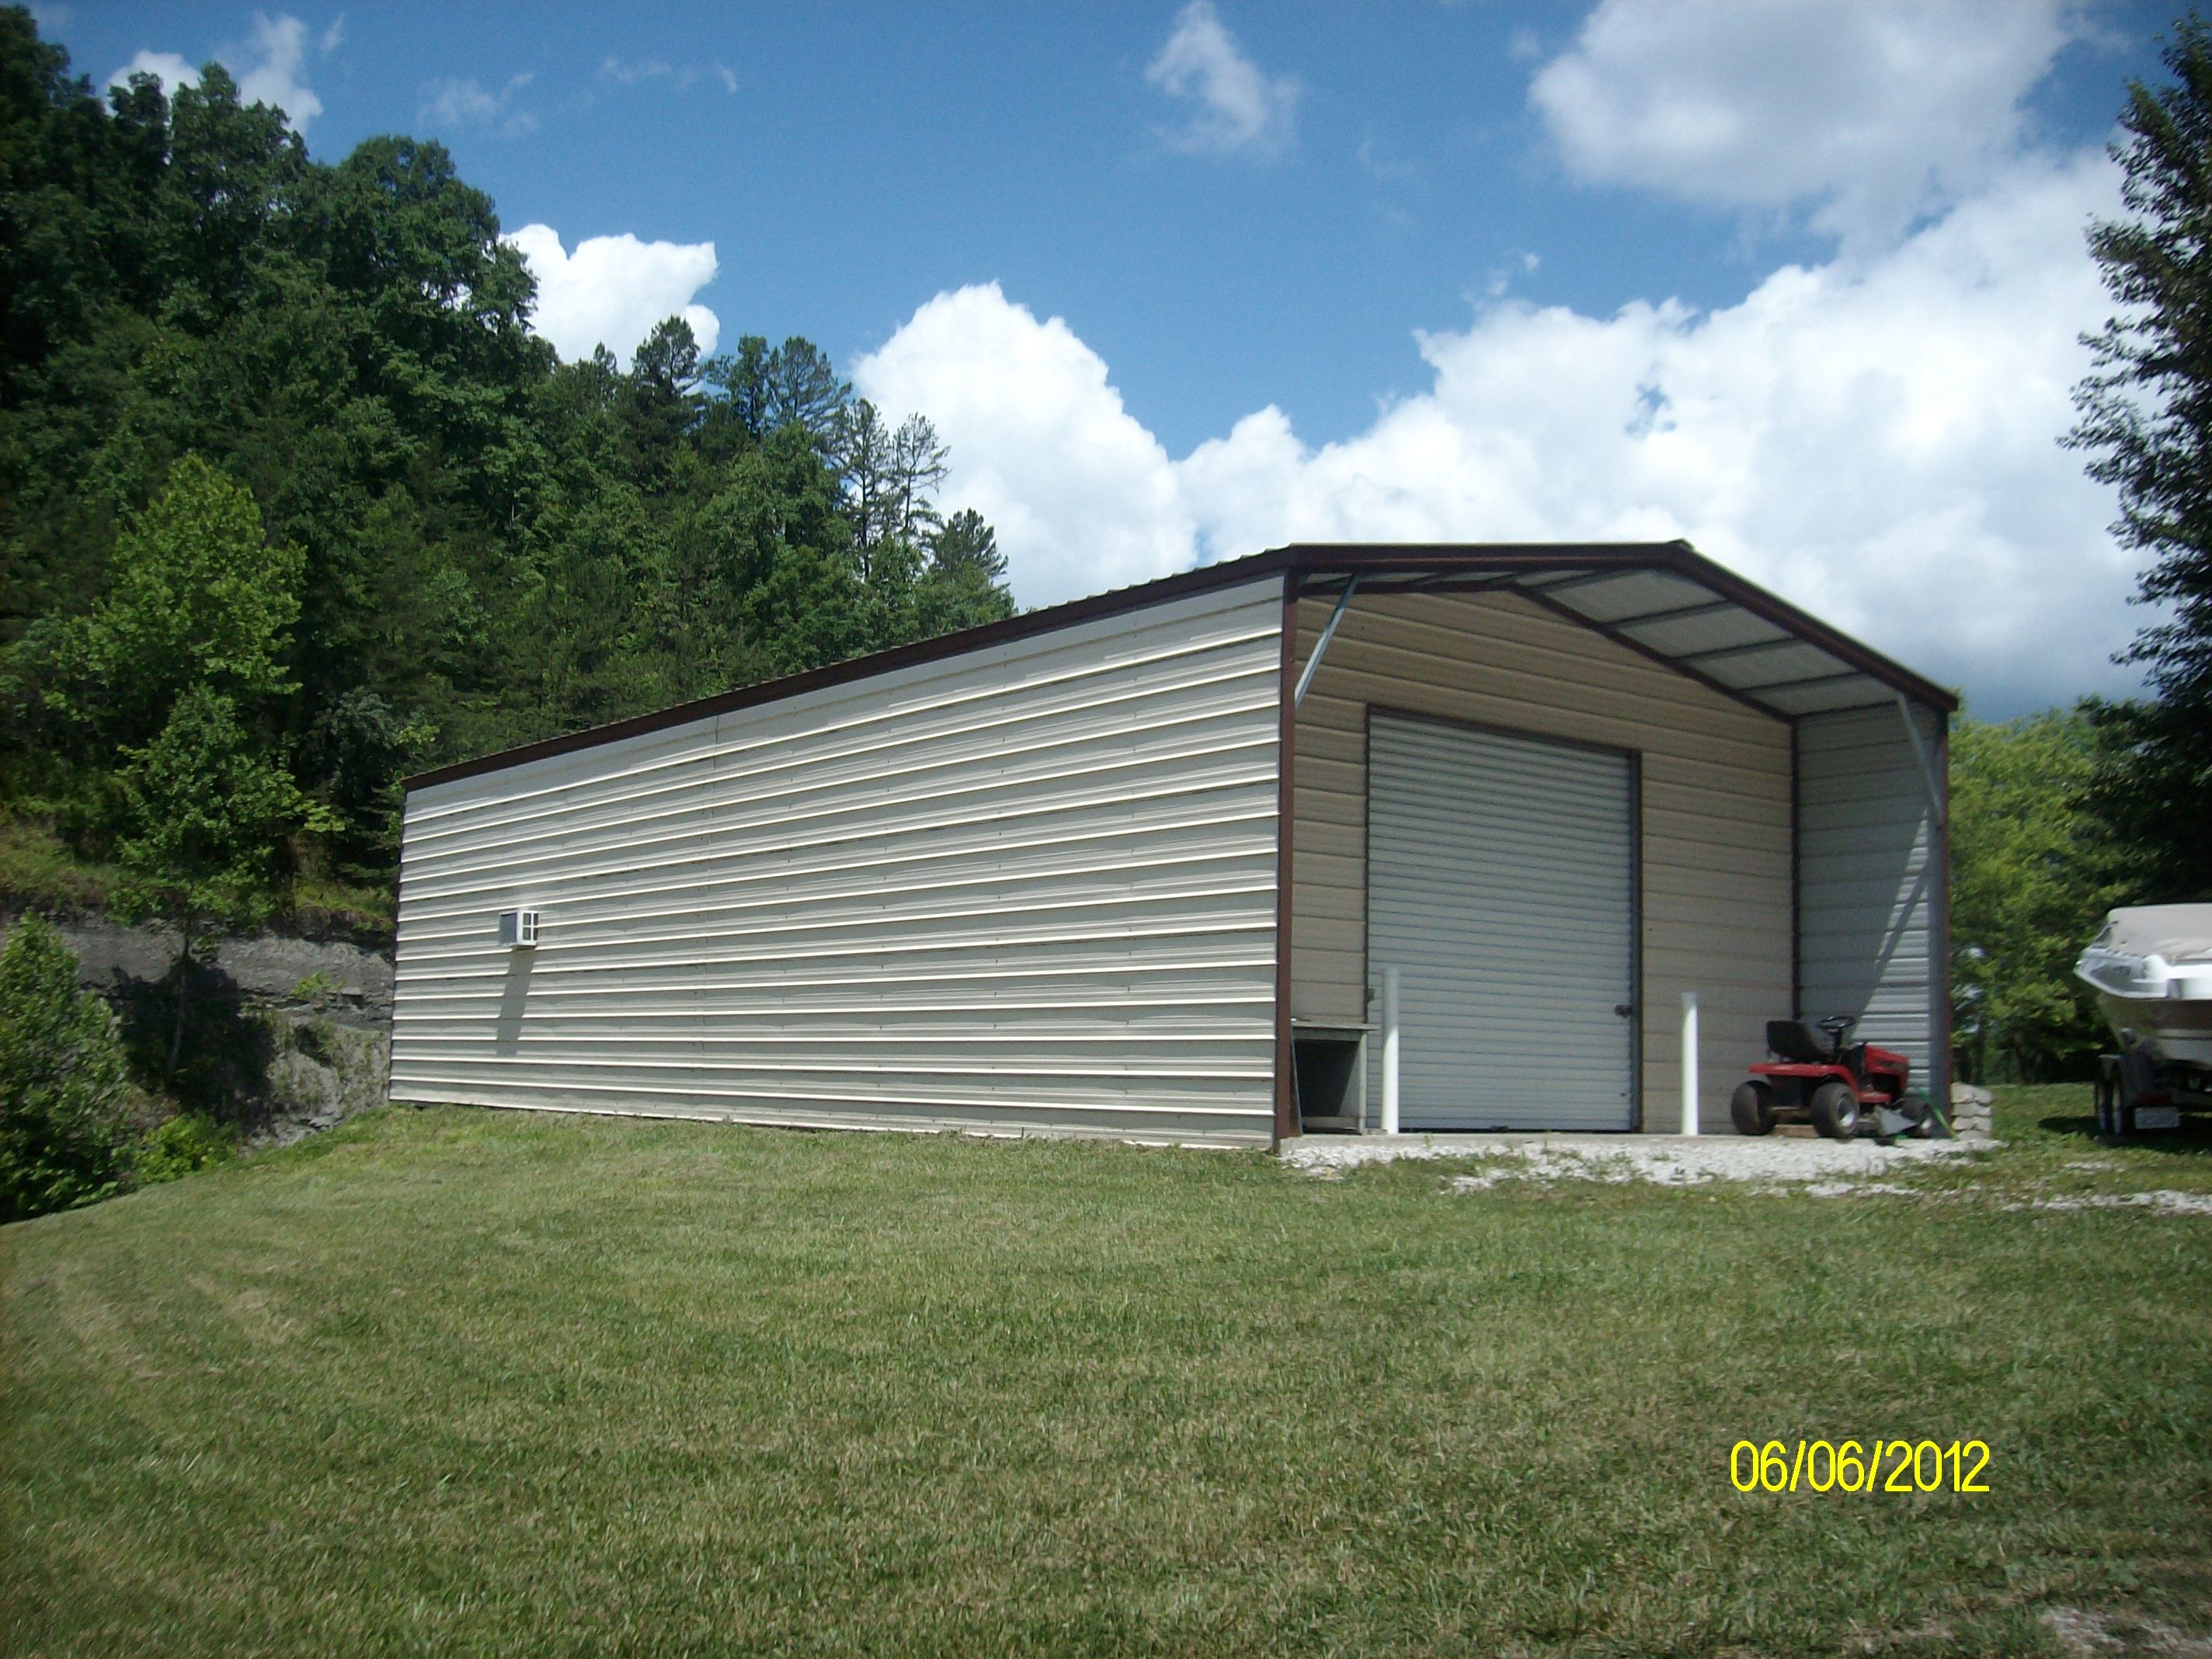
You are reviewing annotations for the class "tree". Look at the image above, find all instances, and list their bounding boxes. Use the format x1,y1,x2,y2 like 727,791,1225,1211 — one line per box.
2081,695,2207,898
111,684,337,1078
930,508,1007,584
0,9,147,400
835,398,897,573
627,316,705,478
763,336,848,447
702,335,850,451
916,508,1017,635
43,454,302,746
0,7,1017,924
1948,708,2134,1083
2069,16,2212,899
886,413,948,543
0,913,133,1222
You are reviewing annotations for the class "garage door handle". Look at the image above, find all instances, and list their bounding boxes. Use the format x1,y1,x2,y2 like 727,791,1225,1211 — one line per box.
1614,1004,1634,1018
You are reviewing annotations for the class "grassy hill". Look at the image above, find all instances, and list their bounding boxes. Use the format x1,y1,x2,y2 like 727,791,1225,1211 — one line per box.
4,1093,2209,1656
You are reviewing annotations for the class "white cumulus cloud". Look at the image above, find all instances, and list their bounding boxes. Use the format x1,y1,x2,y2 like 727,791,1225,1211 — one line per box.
230,12,323,130
504,224,721,366
855,153,2137,715
109,50,200,99
108,10,336,133
1145,1,1299,159
857,286,1196,599
1529,0,2085,246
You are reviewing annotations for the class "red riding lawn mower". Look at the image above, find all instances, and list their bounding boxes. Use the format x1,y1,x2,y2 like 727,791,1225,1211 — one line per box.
1730,1015,1951,1142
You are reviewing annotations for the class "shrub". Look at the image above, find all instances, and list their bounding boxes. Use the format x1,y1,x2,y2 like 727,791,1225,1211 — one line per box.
135,1113,235,1184
0,915,134,1222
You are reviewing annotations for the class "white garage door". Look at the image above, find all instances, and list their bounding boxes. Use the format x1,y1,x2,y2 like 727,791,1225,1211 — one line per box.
1367,714,1636,1130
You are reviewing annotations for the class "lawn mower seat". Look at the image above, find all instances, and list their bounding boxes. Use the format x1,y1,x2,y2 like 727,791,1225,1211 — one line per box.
1765,1020,1828,1064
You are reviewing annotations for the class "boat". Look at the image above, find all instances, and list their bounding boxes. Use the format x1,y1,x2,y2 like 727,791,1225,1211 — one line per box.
2075,904,2212,1073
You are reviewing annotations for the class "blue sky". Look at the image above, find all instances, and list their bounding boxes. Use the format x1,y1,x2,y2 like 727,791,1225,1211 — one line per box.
32,2,2190,713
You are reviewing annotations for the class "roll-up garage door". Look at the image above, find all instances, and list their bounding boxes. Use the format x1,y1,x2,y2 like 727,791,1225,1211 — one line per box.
1367,714,1636,1130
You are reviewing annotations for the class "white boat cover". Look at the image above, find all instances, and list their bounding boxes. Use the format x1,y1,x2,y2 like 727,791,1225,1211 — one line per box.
2092,905,2212,965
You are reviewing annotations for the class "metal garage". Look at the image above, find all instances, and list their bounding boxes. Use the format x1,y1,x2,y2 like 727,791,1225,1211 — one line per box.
390,542,1953,1146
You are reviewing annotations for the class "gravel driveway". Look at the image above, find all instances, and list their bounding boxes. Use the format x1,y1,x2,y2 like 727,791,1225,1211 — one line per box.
1281,1131,1985,1188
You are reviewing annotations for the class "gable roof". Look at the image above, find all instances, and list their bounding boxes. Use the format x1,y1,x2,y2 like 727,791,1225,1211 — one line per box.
405,541,1955,791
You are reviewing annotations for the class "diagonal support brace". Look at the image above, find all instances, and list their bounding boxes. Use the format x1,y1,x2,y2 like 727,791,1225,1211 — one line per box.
1293,575,1360,708
1895,692,1946,830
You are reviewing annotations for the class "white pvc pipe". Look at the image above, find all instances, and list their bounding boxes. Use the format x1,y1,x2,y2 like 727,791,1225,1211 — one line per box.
1381,966,1402,1136
1681,990,1700,1136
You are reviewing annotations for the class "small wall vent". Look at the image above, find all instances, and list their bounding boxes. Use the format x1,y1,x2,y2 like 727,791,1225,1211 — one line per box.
497,909,539,948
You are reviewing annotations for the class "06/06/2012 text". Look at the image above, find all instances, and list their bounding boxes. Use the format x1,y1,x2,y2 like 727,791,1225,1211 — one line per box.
1729,1439,1990,1494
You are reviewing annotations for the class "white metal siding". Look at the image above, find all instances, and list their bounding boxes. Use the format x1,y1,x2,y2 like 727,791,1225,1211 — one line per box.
1368,715,1635,1129
390,582,1285,1146
1292,590,1793,1132
1796,704,1946,1098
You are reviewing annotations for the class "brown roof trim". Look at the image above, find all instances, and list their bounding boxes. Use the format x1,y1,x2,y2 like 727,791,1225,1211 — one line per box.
405,539,1954,792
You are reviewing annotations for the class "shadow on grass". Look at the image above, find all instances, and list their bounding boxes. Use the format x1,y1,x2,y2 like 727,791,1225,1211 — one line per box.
2038,1111,2212,1157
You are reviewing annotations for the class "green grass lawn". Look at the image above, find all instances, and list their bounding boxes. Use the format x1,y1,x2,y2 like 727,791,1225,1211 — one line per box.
5,1090,2210,1657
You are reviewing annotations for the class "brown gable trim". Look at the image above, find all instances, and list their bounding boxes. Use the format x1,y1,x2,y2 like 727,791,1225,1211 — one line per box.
405,539,1955,793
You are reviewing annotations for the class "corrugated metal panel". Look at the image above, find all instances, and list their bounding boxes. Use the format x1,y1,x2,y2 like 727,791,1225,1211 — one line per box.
391,582,1285,1146
1796,704,1944,1095
1529,569,1709,624
1292,589,1794,1132
1368,715,1635,1130
1517,566,1911,715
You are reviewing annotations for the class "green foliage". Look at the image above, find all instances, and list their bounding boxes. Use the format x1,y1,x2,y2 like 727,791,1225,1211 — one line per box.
43,454,302,745
931,507,1007,584
2070,17,2212,898
1949,708,2134,1082
134,1110,231,1184
2080,694,2211,900
289,970,339,1007
0,9,1016,916
0,913,131,1221
106,681,339,1087
920,508,1016,634
111,684,340,936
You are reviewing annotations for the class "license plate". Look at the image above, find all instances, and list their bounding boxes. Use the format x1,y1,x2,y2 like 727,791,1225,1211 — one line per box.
2135,1106,2183,1130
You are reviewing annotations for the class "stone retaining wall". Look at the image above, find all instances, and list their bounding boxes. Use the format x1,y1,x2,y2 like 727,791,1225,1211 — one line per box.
1,908,395,1141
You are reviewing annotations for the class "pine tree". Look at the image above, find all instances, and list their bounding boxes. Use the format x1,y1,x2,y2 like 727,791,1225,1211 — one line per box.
836,398,896,574
930,508,1007,583
2070,16,2212,896
887,413,948,543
